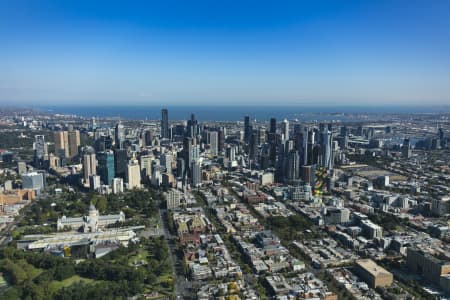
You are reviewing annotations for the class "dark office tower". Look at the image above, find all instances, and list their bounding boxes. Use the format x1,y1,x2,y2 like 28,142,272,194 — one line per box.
94,136,113,152
114,149,128,178
402,138,412,158
340,126,347,137
97,150,115,185
244,115,251,143
183,137,193,170
174,125,185,137
94,138,105,152
438,128,446,148
293,124,302,135
104,136,113,150
385,126,392,134
319,123,325,133
301,127,309,166
218,128,225,153
176,157,185,178
366,127,374,140
438,128,444,140
187,113,198,138
268,134,279,163
249,129,258,161
301,165,315,186
286,150,300,182
356,125,363,136
115,122,125,149
311,144,321,165
270,118,277,134
259,143,271,169
144,130,154,146
161,108,169,139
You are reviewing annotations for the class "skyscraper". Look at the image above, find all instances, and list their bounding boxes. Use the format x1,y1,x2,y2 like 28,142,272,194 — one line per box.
115,122,125,149
321,127,333,170
97,150,115,185
68,130,80,158
160,153,173,173
249,129,258,161
176,157,185,178
126,159,141,189
270,118,277,134
281,119,289,141
54,131,69,158
218,127,225,153
114,149,128,178
402,138,412,158
191,159,202,187
144,129,154,146
187,113,198,138
297,127,306,166
244,115,251,143
286,150,300,182
34,135,47,167
208,131,218,157
82,147,97,184
140,155,154,179
161,108,169,139
257,127,266,145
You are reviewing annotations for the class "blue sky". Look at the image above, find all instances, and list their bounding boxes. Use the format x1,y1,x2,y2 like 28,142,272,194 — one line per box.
1,0,450,106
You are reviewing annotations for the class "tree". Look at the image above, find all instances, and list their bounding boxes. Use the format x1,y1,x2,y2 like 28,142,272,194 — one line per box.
0,259,28,285
91,195,107,213
21,280,45,300
53,264,75,281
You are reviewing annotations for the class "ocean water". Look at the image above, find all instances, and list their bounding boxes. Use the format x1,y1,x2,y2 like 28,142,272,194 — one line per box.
41,105,450,122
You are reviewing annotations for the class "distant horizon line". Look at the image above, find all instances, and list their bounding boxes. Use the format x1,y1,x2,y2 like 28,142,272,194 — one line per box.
2,103,450,108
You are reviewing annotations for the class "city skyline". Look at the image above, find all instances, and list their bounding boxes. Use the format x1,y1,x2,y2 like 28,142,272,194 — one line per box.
1,1,450,106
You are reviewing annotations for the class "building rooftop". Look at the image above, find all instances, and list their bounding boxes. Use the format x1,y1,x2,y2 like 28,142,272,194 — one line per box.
356,259,391,278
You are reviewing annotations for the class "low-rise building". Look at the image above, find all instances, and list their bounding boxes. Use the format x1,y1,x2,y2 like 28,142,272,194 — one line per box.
354,259,393,288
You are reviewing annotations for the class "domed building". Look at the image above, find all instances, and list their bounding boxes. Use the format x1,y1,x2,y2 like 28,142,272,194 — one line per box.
57,203,125,232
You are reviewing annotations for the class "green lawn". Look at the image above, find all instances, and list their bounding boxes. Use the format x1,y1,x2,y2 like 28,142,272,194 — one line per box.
128,248,149,266
48,275,94,293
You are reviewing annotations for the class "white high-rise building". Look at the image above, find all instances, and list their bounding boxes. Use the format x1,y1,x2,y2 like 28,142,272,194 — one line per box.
126,160,141,189
112,177,124,194
166,188,182,209
140,155,154,179
321,129,333,170
281,119,289,141
191,159,202,187
89,175,101,191
160,153,173,173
